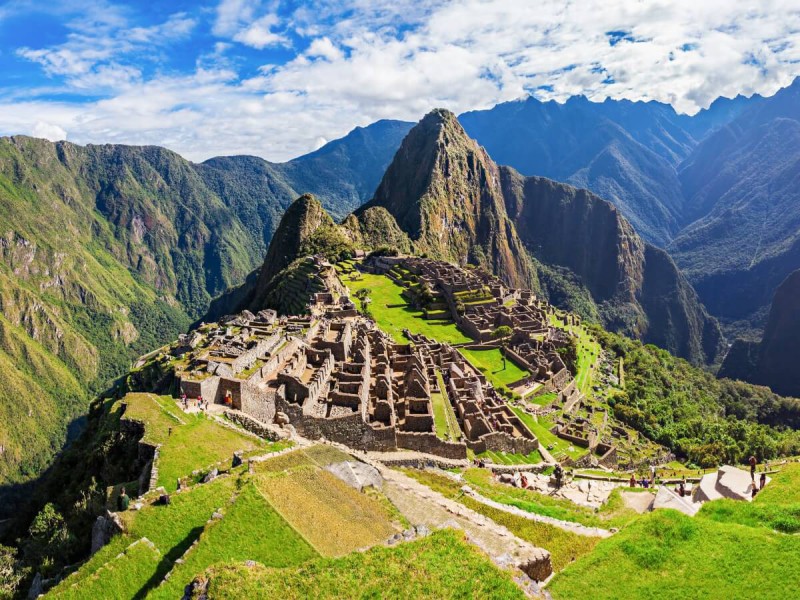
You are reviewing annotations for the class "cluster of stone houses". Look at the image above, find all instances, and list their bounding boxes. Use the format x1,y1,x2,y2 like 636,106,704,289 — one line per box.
170,256,623,464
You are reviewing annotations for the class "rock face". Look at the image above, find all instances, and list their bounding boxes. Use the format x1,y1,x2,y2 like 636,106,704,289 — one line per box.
357,109,536,289
358,110,722,364
720,270,800,396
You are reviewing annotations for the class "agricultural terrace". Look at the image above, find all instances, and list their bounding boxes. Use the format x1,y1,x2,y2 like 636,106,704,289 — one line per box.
460,347,529,391
549,313,601,395
402,470,600,572
121,393,285,491
199,529,525,600
510,405,587,462
342,271,470,344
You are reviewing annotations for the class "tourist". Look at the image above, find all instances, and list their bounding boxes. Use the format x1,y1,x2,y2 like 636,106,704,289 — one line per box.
751,486,758,499
117,487,130,512
749,455,757,482
650,464,657,484
678,481,685,497
629,473,636,488
760,472,767,490
197,395,203,409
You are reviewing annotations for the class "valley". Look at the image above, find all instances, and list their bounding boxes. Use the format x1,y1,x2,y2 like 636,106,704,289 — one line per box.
4,244,798,599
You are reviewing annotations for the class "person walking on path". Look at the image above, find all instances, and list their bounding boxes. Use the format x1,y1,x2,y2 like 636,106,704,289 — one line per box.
749,455,757,482
760,472,767,490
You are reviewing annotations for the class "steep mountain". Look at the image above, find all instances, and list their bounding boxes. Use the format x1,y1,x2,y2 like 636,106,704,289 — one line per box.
669,79,800,338
0,120,409,497
357,109,536,289
197,118,412,241
720,270,800,397
356,109,722,364
501,171,722,364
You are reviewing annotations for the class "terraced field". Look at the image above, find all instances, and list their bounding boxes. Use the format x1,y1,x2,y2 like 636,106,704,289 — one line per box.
198,529,525,600
123,393,281,491
343,272,470,344
255,466,399,556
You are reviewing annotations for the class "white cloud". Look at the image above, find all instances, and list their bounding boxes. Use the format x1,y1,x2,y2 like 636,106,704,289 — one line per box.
4,0,800,162
233,14,288,49
31,121,67,141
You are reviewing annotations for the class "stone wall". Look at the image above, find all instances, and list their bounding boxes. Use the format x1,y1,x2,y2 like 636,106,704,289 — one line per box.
275,391,397,451
480,431,539,456
395,431,467,459
223,409,286,441
239,386,277,424
179,376,220,402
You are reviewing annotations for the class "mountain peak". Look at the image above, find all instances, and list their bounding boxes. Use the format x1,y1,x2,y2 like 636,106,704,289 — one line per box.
358,110,534,288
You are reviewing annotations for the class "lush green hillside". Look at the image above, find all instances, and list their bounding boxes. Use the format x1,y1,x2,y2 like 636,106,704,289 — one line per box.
592,325,800,466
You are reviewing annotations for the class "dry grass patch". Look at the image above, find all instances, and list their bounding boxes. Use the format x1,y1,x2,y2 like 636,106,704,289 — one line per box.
256,466,399,556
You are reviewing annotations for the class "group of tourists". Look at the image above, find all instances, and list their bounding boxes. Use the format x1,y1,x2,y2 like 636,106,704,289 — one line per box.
180,393,210,411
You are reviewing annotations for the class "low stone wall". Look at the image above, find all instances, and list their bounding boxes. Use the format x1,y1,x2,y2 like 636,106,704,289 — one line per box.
396,431,467,460
223,410,286,441
480,431,539,456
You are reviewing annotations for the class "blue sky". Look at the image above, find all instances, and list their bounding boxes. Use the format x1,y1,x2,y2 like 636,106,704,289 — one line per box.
1,0,799,161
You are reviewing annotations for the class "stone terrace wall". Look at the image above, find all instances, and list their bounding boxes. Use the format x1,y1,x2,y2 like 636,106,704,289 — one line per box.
275,392,396,451
240,386,277,424
396,431,467,459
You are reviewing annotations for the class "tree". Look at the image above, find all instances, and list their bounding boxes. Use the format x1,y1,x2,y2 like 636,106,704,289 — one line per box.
491,326,513,370
0,545,24,600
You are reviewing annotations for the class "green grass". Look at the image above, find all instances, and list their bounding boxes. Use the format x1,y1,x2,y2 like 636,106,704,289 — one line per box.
49,539,162,600
477,450,543,465
548,509,800,599
528,392,557,406
431,371,461,441
123,393,282,491
402,469,600,571
549,316,600,395
200,529,525,599
255,466,399,557
756,463,800,504
509,406,586,461
151,483,318,599
460,347,529,389
49,475,240,597
343,273,470,344
462,469,638,529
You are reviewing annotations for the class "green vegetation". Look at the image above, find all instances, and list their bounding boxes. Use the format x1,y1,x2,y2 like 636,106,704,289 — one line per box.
343,272,470,344
461,469,638,529
402,469,600,571
431,371,461,441
123,393,279,491
756,463,800,504
509,406,586,461
477,450,543,465
591,325,800,466
151,483,317,599
50,539,162,600
460,347,529,389
199,529,524,600
549,509,800,599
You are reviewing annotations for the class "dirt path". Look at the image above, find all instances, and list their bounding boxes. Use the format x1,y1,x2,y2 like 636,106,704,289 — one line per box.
378,466,552,584
462,487,613,538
